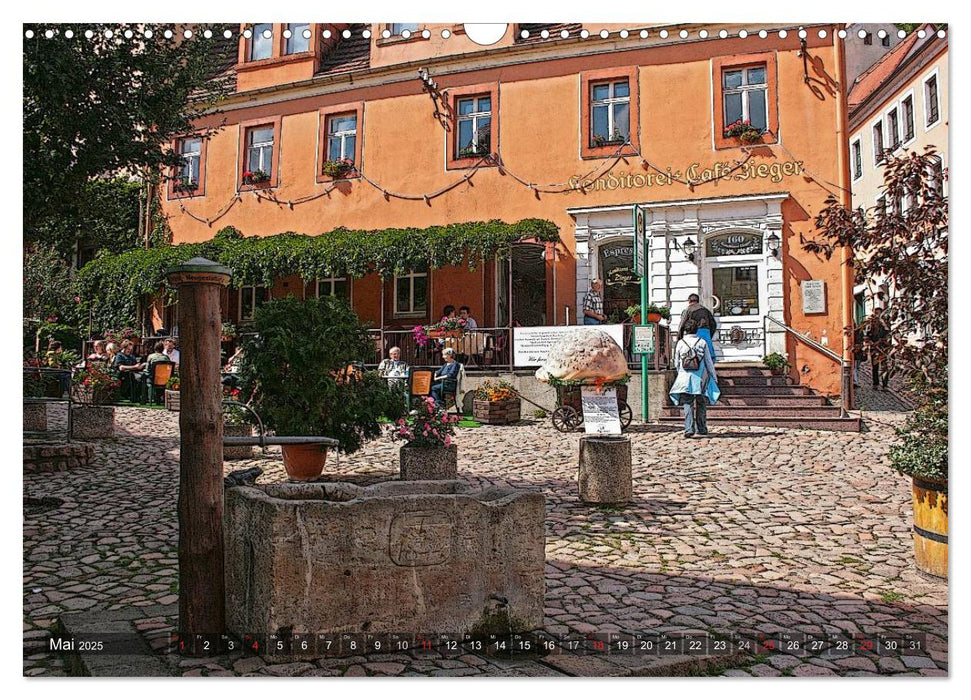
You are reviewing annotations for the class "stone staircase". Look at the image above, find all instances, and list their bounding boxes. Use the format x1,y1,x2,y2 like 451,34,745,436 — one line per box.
659,363,861,431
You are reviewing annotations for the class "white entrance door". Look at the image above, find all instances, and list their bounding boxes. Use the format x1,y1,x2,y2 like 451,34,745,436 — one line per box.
701,234,767,362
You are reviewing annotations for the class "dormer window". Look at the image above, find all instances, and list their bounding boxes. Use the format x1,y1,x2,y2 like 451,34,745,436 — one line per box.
284,23,310,54
250,23,273,61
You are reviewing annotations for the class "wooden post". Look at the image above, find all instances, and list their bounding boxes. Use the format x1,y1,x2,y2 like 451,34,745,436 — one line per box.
166,257,231,655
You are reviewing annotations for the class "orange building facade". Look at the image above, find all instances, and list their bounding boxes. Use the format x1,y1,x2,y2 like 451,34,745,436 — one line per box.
161,23,854,396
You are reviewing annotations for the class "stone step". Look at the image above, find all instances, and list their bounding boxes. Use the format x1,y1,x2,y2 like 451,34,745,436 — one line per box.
719,376,793,386
719,395,828,407
717,385,815,396
658,414,861,431
661,405,843,419
711,367,780,378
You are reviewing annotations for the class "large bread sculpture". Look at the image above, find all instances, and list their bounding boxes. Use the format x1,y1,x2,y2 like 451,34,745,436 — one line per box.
535,328,630,383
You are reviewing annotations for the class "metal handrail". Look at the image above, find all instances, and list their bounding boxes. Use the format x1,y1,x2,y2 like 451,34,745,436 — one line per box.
763,315,842,363
220,399,339,449
763,314,849,416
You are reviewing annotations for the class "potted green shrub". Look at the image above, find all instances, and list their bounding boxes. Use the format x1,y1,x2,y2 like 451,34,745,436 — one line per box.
238,296,406,481
391,396,459,480
644,304,671,324
889,374,948,579
625,304,641,323
762,352,789,376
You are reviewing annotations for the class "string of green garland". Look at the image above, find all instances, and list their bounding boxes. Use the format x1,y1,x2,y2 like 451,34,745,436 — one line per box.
75,218,560,331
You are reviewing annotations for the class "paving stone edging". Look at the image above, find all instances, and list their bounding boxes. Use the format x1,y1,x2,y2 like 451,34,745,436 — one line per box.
24,443,95,474
56,606,176,677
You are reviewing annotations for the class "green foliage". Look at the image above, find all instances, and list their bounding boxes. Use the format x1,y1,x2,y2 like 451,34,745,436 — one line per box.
75,219,560,329
238,295,407,455
23,23,234,248
890,371,948,483
28,177,143,259
762,352,789,371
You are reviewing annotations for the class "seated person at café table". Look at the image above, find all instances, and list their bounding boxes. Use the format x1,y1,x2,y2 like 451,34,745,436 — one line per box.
112,340,146,399
459,305,478,330
163,337,180,368
377,346,409,379
430,347,460,408
87,340,108,362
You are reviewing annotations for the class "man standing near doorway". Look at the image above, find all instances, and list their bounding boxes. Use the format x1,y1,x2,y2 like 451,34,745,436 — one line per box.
583,279,607,325
678,293,718,360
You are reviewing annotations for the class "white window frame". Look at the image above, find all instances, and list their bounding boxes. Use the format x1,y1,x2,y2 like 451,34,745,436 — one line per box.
247,126,274,175
900,90,916,145
326,113,357,161
721,65,769,132
250,23,273,61
393,269,428,316
851,139,863,180
456,96,492,157
886,105,899,151
284,23,310,55
590,79,631,145
179,137,201,185
391,23,420,35
872,119,884,165
315,276,349,299
923,68,941,131
239,285,269,322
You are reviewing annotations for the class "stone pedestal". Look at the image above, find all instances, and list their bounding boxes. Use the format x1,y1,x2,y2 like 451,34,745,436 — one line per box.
223,424,254,460
224,481,545,647
578,436,632,505
72,405,115,439
24,403,47,432
399,444,458,480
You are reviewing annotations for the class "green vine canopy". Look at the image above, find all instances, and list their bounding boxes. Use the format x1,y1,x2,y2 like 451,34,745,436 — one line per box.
75,219,560,331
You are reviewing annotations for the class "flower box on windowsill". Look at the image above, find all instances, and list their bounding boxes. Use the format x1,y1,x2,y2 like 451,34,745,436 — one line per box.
172,181,199,194
320,159,358,181
457,147,489,159
591,138,626,148
241,170,272,188
723,121,766,145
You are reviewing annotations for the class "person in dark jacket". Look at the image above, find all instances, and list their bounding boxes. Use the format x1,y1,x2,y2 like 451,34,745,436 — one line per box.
430,347,461,408
678,294,718,361
867,307,891,391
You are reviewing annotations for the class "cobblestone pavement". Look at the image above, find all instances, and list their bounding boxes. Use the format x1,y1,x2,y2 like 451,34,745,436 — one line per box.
24,403,946,677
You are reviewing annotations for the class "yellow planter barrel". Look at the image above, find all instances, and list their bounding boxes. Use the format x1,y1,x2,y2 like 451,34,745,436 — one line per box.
912,477,948,579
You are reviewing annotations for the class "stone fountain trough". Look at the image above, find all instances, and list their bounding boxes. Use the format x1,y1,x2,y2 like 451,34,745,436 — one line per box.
224,480,545,640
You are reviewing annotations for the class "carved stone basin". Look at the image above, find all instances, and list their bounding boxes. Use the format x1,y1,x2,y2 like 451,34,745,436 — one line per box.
224,480,545,640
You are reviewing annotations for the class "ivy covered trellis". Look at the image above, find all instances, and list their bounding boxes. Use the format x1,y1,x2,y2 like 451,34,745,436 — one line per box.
75,218,560,331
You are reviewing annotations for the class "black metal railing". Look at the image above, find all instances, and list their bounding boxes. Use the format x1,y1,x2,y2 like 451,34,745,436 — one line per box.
369,327,513,371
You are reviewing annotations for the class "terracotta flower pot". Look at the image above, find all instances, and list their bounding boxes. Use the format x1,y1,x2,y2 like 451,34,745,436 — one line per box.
282,444,329,481
646,312,662,323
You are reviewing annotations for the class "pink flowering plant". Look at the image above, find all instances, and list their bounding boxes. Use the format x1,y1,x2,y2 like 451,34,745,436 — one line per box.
723,119,763,142
413,324,431,348
390,396,459,448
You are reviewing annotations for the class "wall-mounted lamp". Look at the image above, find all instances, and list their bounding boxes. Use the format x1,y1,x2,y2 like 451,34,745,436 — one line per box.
767,231,781,258
682,237,697,263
